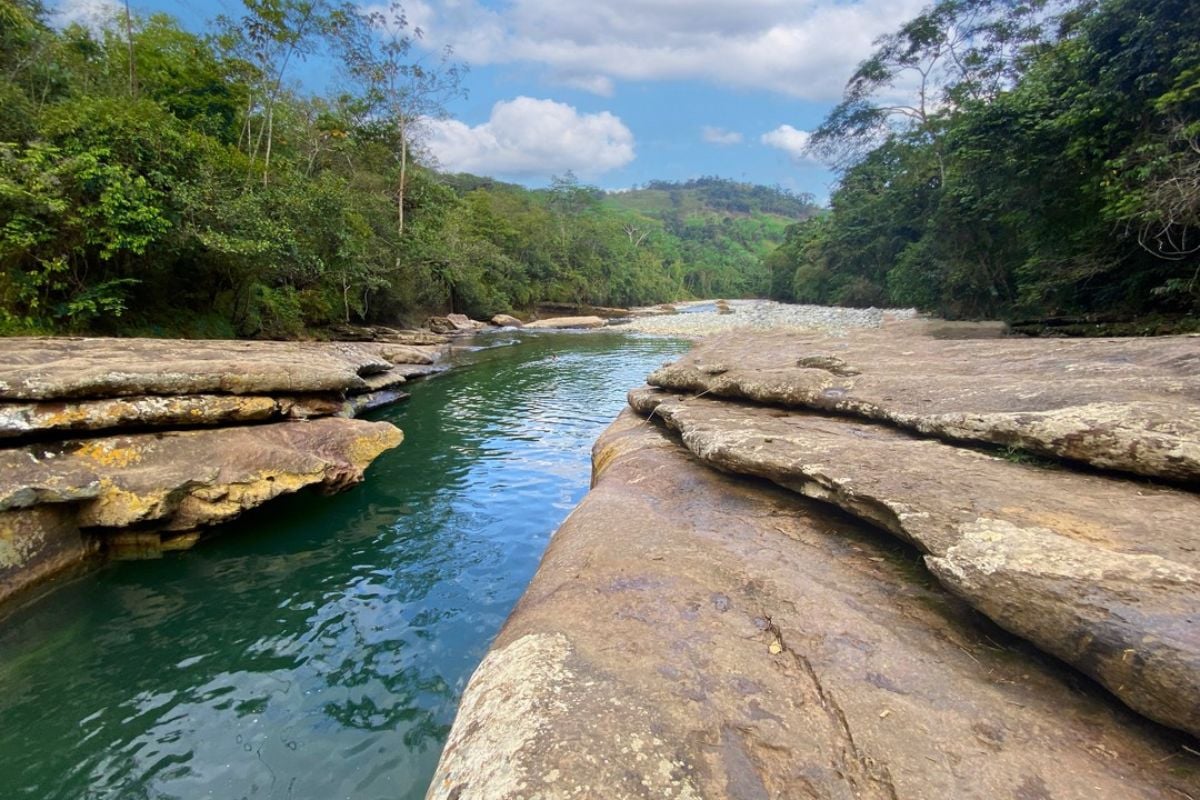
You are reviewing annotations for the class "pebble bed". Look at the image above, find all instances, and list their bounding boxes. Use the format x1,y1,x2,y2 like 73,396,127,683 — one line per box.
615,299,919,337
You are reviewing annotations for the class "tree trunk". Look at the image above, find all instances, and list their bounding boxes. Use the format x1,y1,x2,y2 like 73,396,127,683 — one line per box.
123,0,137,98
263,103,275,188
398,129,407,236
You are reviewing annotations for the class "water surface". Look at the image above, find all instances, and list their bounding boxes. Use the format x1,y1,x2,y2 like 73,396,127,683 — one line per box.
0,330,686,800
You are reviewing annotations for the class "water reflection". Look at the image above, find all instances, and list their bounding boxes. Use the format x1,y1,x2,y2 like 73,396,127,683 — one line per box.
0,331,686,800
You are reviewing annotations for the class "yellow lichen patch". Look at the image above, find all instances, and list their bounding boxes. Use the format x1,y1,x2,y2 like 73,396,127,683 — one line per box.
347,425,404,468
78,479,171,528
76,440,143,469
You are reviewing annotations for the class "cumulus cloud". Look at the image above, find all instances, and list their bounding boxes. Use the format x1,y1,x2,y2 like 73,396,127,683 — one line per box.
54,0,120,29
761,125,816,162
422,97,635,179
407,0,927,100
701,126,743,146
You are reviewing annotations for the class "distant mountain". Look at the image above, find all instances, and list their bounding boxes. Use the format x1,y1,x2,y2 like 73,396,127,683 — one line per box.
604,177,820,224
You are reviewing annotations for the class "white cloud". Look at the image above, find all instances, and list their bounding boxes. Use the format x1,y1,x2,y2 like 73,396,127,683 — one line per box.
761,124,816,162
407,0,927,100
701,126,743,146
422,96,635,179
555,74,616,97
54,0,119,29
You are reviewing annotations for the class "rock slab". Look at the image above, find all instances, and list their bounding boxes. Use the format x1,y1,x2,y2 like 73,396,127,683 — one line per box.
0,417,402,603
647,327,1200,482
429,411,1198,799
630,387,1200,737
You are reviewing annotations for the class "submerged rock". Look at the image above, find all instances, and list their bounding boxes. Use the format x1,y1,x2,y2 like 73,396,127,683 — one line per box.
430,411,1197,799
524,316,607,330
630,387,1200,737
0,417,402,603
647,326,1200,482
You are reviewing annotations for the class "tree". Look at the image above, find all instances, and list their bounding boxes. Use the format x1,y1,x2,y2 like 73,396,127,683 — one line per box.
336,0,464,236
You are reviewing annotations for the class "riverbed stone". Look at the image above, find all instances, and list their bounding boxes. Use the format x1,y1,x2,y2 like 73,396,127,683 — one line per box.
491,314,524,327
429,411,1198,800
630,387,1200,737
523,316,607,330
0,338,397,400
647,325,1200,481
0,417,402,602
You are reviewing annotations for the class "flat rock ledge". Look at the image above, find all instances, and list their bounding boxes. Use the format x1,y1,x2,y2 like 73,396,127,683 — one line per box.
429,412,1199,799
0,337,437,606
630,387,1200,737
647,325,1200,483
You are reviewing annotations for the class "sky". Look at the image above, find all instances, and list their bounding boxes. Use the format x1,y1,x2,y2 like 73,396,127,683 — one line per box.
54,0,928,201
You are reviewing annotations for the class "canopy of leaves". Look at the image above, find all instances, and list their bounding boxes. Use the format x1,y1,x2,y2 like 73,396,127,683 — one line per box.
772,0,1200,324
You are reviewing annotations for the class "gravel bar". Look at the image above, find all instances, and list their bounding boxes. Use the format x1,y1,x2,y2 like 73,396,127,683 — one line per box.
616,299,918,337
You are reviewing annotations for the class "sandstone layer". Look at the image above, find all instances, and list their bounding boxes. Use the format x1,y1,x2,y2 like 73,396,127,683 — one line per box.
0,338,445,439
630,387,1200,737
647,327,1200,482
0,418,402,603
429,412,1198,799
0,336,437,606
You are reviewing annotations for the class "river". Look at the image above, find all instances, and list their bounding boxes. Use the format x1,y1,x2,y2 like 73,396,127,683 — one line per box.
0,330,688,800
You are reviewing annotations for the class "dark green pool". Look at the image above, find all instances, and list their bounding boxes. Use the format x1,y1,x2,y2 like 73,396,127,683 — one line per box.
0,331,687,800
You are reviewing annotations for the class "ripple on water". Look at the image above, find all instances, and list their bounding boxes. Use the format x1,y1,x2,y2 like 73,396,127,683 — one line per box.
0,330,687,800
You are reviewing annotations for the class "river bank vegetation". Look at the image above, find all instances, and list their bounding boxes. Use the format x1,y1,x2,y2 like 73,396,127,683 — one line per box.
767,0,1199,323
0,0,814,338
2,0,1195,338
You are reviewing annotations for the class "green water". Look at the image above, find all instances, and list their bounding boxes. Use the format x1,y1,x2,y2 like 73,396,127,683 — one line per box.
0,331,687,800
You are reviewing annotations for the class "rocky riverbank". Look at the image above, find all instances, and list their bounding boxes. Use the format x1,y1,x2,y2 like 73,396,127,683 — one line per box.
429,319,1200,797
0,332,450,607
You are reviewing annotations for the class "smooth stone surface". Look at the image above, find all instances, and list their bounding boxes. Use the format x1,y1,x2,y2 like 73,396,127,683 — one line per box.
491,314,524,328
0,418,402,603
524,316,607,330
0,338,396,400
647,326,1200,481
630,387,1200,737
446,314,488,331
429,411,1198,799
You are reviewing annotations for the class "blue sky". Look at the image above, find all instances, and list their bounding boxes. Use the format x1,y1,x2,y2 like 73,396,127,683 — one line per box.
56,0,927,201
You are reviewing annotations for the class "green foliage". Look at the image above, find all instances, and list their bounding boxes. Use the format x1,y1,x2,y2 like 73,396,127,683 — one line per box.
0,4,781,337
771,0,1200,322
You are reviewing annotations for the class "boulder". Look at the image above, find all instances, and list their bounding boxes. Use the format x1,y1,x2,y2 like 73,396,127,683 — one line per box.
427,316,459,334
523,316,607,330
647,326,1200,482
429,411,1197,799
447,313,488,331
630,387,1200,737
0,338,394,400
491,314,524,328
0,417,402,602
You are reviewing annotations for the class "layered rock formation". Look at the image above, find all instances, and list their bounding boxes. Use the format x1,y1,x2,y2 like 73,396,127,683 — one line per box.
647,328,1200,482
433,322,1200,795
0,336,442,604
429,413,1199,799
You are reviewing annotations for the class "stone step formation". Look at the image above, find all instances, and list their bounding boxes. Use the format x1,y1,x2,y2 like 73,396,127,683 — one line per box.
431,321,1200,798
0,335,448,605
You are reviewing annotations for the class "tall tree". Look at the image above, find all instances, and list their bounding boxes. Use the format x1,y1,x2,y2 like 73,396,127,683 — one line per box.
336,0,464,236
